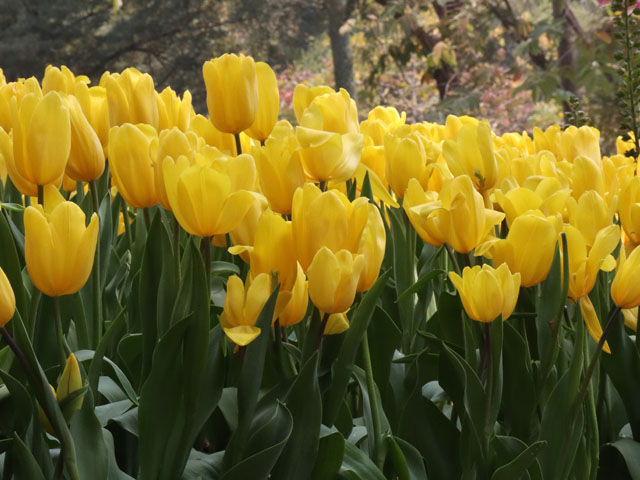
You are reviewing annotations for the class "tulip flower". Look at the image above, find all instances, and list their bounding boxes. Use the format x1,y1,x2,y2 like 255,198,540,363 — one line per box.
0,267,16,327
157,86,194,132
189,114,248,156
559,125,601,164
108,123,159,208
102,67,159,128
449,263,521,323
611,245,640,309
307,247,364,314
229,194,269,262
42,65,89,95
221,273,271,346
567,190,615,247
74,83,110,154
162,155,261,237
202,53,259,134
57,354,86,421
299,88,359,135
11,91,71,187
292,84,334,123
291,183,371,270
360,106,406,146
409,175,504,253
384,128,431,198
618,176,640,246
476,211,561,287
252,122,306,214
245,62,279,141
403,178,442,246
443,121,498,193
154,128,200,210
356,202,386,291
65,95,105,182
24,199,99,297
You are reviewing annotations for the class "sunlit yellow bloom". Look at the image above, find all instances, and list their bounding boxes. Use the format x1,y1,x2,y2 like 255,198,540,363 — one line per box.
252,122,305,214
442,114,479,140
74,83,109,154
476,211,560,287
578,295,610,353
0,128,11,187
567,190,615,247
0,267,15,327
307,247,364,314
292,84,334,123
403,178,441,245
611,245,640,309
203,54,258,134
559,125,601,163
570,156,605,202
157,86,194,132
409,175,504,253
356,202,386,291
221,273,271,346
325,312,349,335
296,126,362,183
618,176,640,245
11,91,70,187
277,263,309,327
449,263,520,323
108,123,158,208
360,106,406,146
42,65,89,95
245,62,279,141
65,95,105,182
533,125,562,157
24,196,99,297
623,307,638,332
102,68,159,128
229,194,269,262
299,88,359,134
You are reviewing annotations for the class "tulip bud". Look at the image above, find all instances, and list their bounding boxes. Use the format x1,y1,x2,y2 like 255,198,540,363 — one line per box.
245,62,279,141
65,95,105,182
221,273,271,346
203,54,259,134
157,86,194,132
449,263,521,323
74,83,110,155
103,68,159,128
57,354,86,422
0,267,16,327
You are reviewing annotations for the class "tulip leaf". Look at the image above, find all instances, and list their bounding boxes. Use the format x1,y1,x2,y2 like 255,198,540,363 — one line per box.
71,389,109,480
0,210,27,318
310,429,345,480
388,436,428,480
600,439,640,479
490,437,546,480
87,307,127,399
396,269,446,303
367,306,401,395
323,269,391,426
271,352,322,480
0,202,25,211
340,440,386,480
0,369,33,435
220,402,293,480
11,432,46,480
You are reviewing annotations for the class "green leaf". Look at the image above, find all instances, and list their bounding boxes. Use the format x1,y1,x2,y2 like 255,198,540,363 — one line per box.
391,436,428,480
367,306,401,396
0,211,27,318
340,441,386,480
272,352,322,480
600,439,640,479
323,270,391,426
491,439,547,480
310,430,345,480
71,390,109,480
396,269,446,302
11,432,46,480
0,369,33,435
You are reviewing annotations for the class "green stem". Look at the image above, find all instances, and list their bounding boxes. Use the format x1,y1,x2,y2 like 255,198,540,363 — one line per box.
172,213,181,279
584,323,599,480
315,312,330,352
234,133,242,156
143,207,151,230
444,244,461,275
89,180,102,348
75,181,84,203
201,236,211,299
53,296,67,369
319,180,327,192
120,198,132,248
37,184,44,207
362,331,385,469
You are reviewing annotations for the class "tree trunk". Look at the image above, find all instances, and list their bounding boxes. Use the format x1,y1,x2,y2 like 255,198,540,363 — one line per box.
326,0,357,99
553,0,576,114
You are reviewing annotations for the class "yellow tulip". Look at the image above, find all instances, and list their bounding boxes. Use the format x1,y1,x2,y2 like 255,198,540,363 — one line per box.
252,122,305,214
221,273,271,346
276,263,309,327
11,91,70,187
0,128,11,187
292,84,334,123
162,156,260,237
384,128,430,198
570,156,606,202
157,86,194,132
296,126,363,183
559,126,601,163
356,202,386,291
102,68,159,128
189,114,239,155
245,62,279,141
612,245,640,309
567,190,615,247
360,106,406,146
65,95,105,182
476,211,560,287
24,200,99,297
578,295,610,353
108,123,158,208
443,121,498,193
449,263,521,323
154,128,200,210
57,353,85,420
74,83,110,154
229,194,269,262
403,178,442,246
202,53,259,134
307,247,364,314
409,175,505,253
291,183,370,270
299,88,359,135
619,176,640,245
0,267,16,327
42,65,89,95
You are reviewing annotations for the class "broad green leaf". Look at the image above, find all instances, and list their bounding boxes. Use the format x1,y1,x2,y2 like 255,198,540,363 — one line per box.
600,439,640,480
340,441,386,480
0,211,27,317
0,369,32,435
310,430,345,480
11,432,46,480
71,390,109,480
491,437,546,480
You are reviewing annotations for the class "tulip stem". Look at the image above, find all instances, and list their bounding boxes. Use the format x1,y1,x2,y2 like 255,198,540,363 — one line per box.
201,236,211,300
444,244,461,275
37,184,44,207
234,133,242,155
575,305,621,410
89,180,103,348
319,181,327,192
143,207,151,230
362,331,385,469
120,199,132,249
316,312,330,352
53,296,68,369
172,213,181,279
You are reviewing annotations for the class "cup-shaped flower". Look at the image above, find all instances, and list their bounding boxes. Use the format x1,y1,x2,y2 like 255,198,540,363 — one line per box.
154,128,200,210
567,190,615,247
443,121,498,192
612,245,640,309
384,128,429,199
102,67,159,128
409,175,505,253
618,176,640,245
57,353,86,421
162,156,261,237
403,178,442,246
356,202,386,291
157,86,194,132
73,83,110,155
299,88,359,134
42,65,89,95
296,127,363,183
221,273,271,346
476,211,561,287
229,194,269,262
108,123,159,208
245,62,279,141
0,267,16,327
252,122,305,214
360,106,406,146
292,183,370,270
449,263,521,323
276,263,309,327
188,114,238,155
203,54,259,134
307,247,365,314
559,125,601,163
11,91,70,187
65,95,105,182
24,200,99,297
292,84,335,123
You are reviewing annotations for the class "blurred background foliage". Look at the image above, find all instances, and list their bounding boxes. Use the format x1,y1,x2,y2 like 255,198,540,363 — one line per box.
0,0,621,143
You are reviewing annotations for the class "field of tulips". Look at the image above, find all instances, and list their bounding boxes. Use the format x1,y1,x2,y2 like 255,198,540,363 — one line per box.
1,52,640,480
